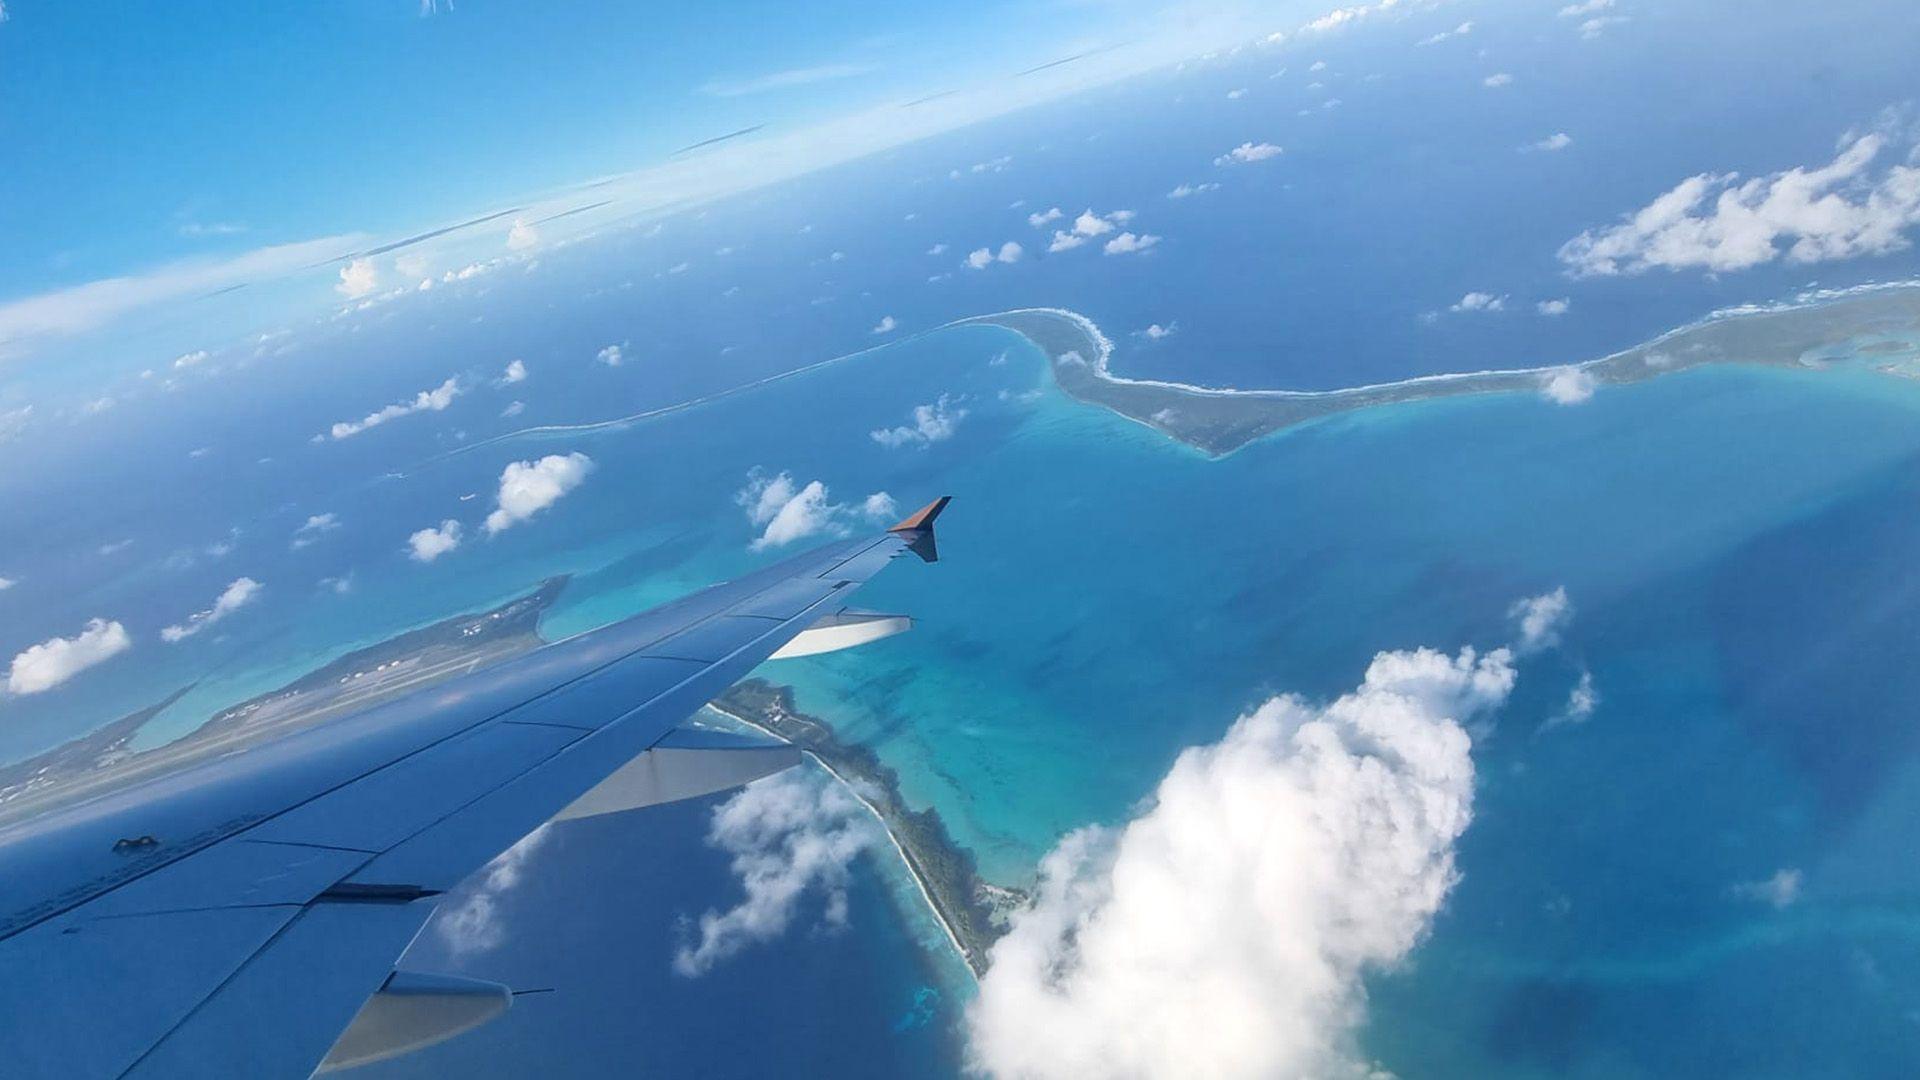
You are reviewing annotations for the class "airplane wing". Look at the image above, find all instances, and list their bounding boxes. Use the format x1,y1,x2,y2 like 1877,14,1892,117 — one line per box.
0,498,952,1079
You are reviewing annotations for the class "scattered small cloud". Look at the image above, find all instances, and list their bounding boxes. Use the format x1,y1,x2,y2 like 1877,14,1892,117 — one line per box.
408,519,463,562
1537,297,1572,316
1558,0,1614,14
499,359,527,385
501,400,526,418
335,258,379,299
596,344,625,367
1418,20,1474,45
1135,322,1177,340
964,241,1023,269
291,512,340,549
1226,88,1247,100
1027,207,1064,227
1104,232,1161,256
1483,73,1514,88
871,315,897,335
326,377,460,440
1214,141,1283,166
437,826,553,954
506,218,539,251
674,768,879,977
1510,586,1573,653
1450,291,1507,313
736,470,890,550
871,395,967,448
8,618,133,695
1541,366,1598,405
0,576,14,591
1540,670,1600,732
160,577,262,643
484,453,594,535
172,349,210,370
1529,132,1574,152
1167,182,1221,199
1732,867,1803,910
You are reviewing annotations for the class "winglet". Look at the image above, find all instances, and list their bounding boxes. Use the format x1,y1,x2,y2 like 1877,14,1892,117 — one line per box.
888,496,951,562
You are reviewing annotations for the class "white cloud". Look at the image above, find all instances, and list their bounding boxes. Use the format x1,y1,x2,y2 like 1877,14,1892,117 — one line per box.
1732,867,1803,909
1418,20,1474,45
699,62,874,98
1226,88,1247,100
1047,232,1086,253
1450,291,1507,313
1558,0,1613,14
1073,209,1118,237
1136,322,1177,340
505,218,539,251
1530,132,1574,152
291,512,340,549
1103,232,1161,256
871,315,897,335
436,825,552,954
1541,366,1598,405
736,470,890,550
326,376,460,440
967,642,1518,1079
1558,131,1920,277
0,576,14,590
1483,73,1514,88
484,452,594,534
860,492,899,521
1510,587,1573,653
1578,15,1628,37
172,349,210,370
408,520,463,562
8,618,133,695
335,257,379,299
1027,207,1064,227
674,768,879,977
871,395,967,448
160,577,262,643
596,344,625,367
1541,670,1600,732
499,358,527,384
1309,60,1328,72
927,243,949,256
501,400,526,418
964,242,1023,269
1167,182,1220,199
1537,297,1572,316
1214,141,1283,166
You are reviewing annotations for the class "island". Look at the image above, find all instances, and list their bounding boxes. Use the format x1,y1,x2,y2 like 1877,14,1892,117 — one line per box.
955,285,1920,456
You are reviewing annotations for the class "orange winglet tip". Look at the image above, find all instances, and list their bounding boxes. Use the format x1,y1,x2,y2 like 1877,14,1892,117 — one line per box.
887,495,951,534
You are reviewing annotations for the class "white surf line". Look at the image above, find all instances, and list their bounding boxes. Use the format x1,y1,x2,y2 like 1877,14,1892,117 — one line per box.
704,703,981,982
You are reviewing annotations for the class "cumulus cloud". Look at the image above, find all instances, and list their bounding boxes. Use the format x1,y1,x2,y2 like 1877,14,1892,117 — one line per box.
506,218,539,251
1048,209,1136,253
596,344,625,367
964,242,1024,269
436,825,552,955
160,577,262,643
1484,73,1514,88
871,315,897,335
335,258,379,299
172,349,210,370
871,395,967,448
927,243,949,256
484,452,594,534
860,492,899,521
499,358,527,384
1731,867,1803,909
1104,232,1161,256
1168,182,1220,199
291,512,340,549
1541,366,1598,405
736,470,891,551
1214,141,1283,166
408,520,463,562
1027,207,1064,227
8,618,132,695
1450,291,1507,313
1530,132,1574,152
1558,131,1920,276
967,642,1518,1079
1135,322,1177,340
0,575,14,590
501,400,526,418
1510,586,1573,652
1537,297,1572,316
1541,670,1600,732
1558,0,1613,13
1577,15,1628,37
326,377,460,440
675,768,880,977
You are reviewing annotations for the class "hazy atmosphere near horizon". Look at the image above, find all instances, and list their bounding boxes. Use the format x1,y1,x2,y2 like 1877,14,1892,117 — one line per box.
7,1,1920,1077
